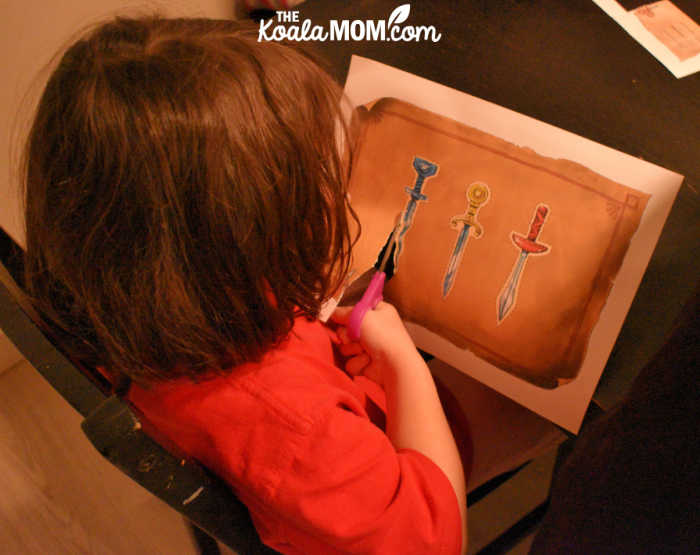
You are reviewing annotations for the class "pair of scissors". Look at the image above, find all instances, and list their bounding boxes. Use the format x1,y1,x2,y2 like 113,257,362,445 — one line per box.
347,222,401,341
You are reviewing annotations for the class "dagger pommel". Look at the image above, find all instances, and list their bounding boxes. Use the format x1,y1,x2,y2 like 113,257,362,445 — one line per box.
467,183,490,206
413,156,439,178
450,182,490,236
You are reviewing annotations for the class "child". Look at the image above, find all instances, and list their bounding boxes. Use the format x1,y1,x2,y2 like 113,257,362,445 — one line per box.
23,17,468,554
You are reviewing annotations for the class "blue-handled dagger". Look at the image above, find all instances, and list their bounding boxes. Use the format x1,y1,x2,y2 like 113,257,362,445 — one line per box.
394,157,438,269
442,182,490,298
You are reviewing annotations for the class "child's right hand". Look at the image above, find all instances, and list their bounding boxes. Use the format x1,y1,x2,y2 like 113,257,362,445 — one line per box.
331,302,421,386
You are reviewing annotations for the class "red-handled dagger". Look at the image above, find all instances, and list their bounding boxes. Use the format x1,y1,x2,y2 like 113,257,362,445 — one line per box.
497,204,550,323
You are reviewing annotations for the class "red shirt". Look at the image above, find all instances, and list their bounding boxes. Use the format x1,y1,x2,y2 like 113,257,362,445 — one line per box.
126,317,463,554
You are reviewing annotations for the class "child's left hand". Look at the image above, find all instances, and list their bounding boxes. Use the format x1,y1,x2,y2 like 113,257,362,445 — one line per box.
331,303,416,387
334,323,385,385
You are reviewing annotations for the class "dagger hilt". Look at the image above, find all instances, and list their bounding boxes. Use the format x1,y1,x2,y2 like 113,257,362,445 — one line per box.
406,157,438,200
450,182,490,237
512,204,549,254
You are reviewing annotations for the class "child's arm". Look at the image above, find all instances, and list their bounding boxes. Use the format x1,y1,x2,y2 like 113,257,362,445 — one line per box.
332,303,468,554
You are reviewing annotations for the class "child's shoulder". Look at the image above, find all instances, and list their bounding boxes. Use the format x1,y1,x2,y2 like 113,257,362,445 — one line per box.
129,318,363,434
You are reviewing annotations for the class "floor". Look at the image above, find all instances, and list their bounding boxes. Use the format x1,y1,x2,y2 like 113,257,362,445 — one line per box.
0,359,198,554
0,358,556,554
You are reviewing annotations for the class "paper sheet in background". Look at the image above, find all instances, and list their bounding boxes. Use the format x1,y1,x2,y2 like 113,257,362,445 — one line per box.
343,56,682,433
592,0,700,77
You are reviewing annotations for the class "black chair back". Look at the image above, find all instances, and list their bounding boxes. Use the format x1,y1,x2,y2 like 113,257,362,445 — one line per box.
0,230,277,554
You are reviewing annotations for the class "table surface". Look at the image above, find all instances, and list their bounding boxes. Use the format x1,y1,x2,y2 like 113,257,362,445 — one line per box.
298,0,700,409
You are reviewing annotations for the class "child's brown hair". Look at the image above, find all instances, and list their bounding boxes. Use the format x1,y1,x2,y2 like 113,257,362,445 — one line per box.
23,16,357,382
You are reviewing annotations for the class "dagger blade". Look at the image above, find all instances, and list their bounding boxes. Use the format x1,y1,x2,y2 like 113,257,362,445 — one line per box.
395,203,417,263
497,251,528,322
442,223,472,298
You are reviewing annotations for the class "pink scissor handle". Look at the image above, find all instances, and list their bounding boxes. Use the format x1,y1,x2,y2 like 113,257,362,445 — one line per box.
348,271,386,341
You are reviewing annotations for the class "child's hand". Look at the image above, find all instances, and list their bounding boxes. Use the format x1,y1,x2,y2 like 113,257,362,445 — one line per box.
331,302,419,386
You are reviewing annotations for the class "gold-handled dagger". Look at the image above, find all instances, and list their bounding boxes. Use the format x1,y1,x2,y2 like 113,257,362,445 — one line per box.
441,182,490,298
